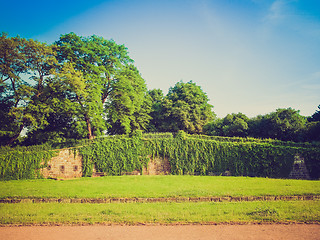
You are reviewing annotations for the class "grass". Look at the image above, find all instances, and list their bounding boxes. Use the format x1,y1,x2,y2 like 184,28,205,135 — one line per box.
1,176,320,199
1,176,319,225
1,201,319,225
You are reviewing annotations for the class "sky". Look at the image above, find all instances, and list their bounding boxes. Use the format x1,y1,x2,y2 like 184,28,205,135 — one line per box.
1,0,320,118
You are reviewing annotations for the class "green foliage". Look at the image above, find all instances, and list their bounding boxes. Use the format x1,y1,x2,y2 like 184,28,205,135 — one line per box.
154,81,215,134
78,131,148,177
77,131,320,179
306,105,320,142
142,132,173,139
249,108,307,142
1,32,150,146
146,133,320,178
309,105,320,122
147,89,165,132
0,33,57,145
204,108,318,142
55,33,150,138
1,131,319,180
106,65,151,134
0,145,55,180
187,134,320,148
204,113,250,137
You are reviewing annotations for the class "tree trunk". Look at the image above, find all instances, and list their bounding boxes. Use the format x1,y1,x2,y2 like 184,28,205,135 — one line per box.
85,116,93,140
6,125,24,146
76,95,94,140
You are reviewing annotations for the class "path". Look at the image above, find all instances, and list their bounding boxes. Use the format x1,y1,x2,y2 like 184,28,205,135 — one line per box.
1,224,319,240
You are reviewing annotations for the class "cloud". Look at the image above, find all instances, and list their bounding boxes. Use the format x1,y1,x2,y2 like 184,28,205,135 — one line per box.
262,0,320,39
266,0,288,22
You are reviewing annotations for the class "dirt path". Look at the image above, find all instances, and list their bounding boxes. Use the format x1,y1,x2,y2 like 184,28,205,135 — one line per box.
1,224,319,240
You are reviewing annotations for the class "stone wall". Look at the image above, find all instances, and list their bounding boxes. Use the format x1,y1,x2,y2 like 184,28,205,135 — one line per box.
289,154,311,180
142,157,171,175
41,149,82,179
42,151,311,179
41,150,171,179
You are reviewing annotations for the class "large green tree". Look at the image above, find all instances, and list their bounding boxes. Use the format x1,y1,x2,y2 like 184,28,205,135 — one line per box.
0,33,57,145
105,65,151,134
55,33,150,137
160,81,214,133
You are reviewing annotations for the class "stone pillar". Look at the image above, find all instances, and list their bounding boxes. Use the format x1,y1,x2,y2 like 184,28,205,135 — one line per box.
289,154,311,180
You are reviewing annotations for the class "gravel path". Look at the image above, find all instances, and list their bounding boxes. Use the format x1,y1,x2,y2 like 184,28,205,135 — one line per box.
1,224,319,240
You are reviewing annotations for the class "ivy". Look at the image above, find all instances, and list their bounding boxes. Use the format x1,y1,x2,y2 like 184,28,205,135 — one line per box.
1,131,319,180
78,131,148,176
0,145,55,180
76,131,320,179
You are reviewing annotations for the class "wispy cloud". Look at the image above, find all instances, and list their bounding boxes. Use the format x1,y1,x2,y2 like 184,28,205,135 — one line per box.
262,0,320,39
266,0,289,22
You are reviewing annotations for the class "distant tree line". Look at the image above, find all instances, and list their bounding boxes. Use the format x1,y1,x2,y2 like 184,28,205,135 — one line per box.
203,107,320,142
0,32,319,146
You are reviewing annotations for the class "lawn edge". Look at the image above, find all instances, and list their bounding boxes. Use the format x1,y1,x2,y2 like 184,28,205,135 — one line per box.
1,195,320,204
1,221,320,227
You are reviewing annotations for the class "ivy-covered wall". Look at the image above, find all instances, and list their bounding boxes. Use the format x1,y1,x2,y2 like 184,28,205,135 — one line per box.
0,145,55,180
78,131,320,179
40,149,82,179
1,131,320,180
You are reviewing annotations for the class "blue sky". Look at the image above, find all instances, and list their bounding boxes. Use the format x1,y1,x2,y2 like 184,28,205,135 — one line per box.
1,0,320,118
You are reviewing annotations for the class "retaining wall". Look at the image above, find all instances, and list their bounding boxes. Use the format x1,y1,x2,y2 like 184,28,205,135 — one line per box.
41,149,311,180
40,149,82,179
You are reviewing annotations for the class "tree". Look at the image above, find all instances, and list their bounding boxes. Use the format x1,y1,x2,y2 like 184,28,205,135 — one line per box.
309,105,320,122
160,81,215,133
305,105,320,142
204,113,249,137
221,113,249,137
147,89,165,132
203,118,223,136
249,108,307,141
0,33,57,145
55,33,149,138
105,65,151,134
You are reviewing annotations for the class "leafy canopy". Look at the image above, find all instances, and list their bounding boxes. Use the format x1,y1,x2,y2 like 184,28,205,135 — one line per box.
158,81,215,134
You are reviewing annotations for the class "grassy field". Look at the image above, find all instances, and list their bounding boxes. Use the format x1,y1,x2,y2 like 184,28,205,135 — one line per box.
1,176,319,225
1,176,320,199
1,201,319,225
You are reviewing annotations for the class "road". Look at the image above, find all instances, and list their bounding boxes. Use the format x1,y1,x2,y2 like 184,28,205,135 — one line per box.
0,224,319,240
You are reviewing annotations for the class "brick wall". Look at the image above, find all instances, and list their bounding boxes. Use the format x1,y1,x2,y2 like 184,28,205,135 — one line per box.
41,149,82,179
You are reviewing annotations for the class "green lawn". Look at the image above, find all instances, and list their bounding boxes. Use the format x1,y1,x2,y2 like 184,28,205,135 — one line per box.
1,201,319,225
1,176,320,199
